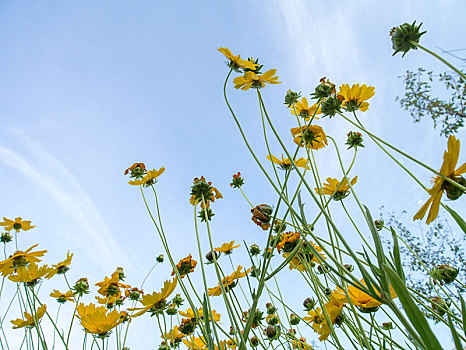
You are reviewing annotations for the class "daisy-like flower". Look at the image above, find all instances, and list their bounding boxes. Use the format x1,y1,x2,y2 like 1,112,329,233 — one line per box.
76,303,126,338
214,241,240,255
283,241,326,272
95,269,131,297
276,231,301,253
233,69,281,90
95,293,124,308
172,254,197,278
183,335,209,350
8,263,55,286
162,326,185,346
218,47,257,72
128,278,177,317
337,84,375,112
220,339,237,349
208,265,250,296
315,176,358,201
179,307,221,322
0,217,35,233
267,154,310,171
414,135,466,224
291,125,328,150
290,97,321,120
50,290,74,303
190,177,223,209
128,167,165,186
335,280,397,313
11,304,47,329
291,337,314,350
52,251,73,274
0,244,47,277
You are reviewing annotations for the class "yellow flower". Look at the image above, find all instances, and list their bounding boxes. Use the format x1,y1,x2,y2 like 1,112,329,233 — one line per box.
179,307,221,322
76,303,125,337
290,97,321,120
283,241,325,272
50,290,74,303
52,251,73,274
128,167,165,186
315,176,358,201
267,154,310,170
218,47,257,71
290,125,327,149
8,263,56,285
95,269,131,297
276,231,301,253
303,293,344,341
292,337,313,349
11,304,46,329
0,217,35,232
414,135,466,224
233,69,281,90
220,339,237,350
208,266,250,296
172,254,197,278
335,280,397,312
189,176,223,209
162,326,185,346
183,335,209,350
214,241,240,254
128,278,177,317
0,244,47,277
337,84,375,112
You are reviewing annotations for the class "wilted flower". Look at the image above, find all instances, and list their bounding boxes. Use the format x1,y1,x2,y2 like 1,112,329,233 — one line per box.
430,264,459,285
230,172,244,188
172,255,197,278
251,204,273,230
430,296,451,316
124,163,146,178
0,232,12,244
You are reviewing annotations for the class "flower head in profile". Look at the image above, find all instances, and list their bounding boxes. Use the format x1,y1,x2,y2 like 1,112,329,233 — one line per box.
52,251,73,274
251,204,273,230
11,305,46,329
291,125,328,150
95,269,131,297
283,241,325,272
215,241,240,255
414,135,465,224
0,244,47,277
290,97,321,120
337,84,375,112
233,69,281,90
172,254,197,278
190,177,223,209
315,176,358,201
128,167,165,187
276,231,300,253
208,266,250,296
179,307,221,322
128,278,177,317
267,154,310,171
303,293,344,341
230,172,244,188
8,262,56,286
218,47,257,72
183,335,209,350
76,303,126,338
0,217,35,233
50,290,74,303
124,162,146,178
162,326,185,347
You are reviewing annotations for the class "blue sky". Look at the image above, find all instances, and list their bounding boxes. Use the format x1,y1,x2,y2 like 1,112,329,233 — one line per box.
1,1,465,348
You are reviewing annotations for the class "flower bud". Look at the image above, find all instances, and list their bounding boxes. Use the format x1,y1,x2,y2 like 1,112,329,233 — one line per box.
382,322,394,330
303,297,316,311
266,314,279,326
344,264,354,272
265,325,280,340
73,278,90,297
250,266,260,278
430,264,459,284
317,264,330,274
324,288,332,296
0,232,12,244
320,96,342,117
172,294,184,307
431,296,451,316
166,304,177,315
310,77,335,99
230,172,244,188
290,313,300,325
249,244,261,256
266,303,277,315
250,336,259,347
284,90,301,108
205,250,219,263
391,21,426,57
345,131,364,150
156,254,164,263
374,219,384,231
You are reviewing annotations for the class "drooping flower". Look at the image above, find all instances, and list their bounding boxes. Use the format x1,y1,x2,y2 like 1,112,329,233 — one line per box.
290,97,321,120
52,251,73,274
128,167,165,186
233,69,281,90
172,254,197,278
128,278,177,317
95,269,131,297
251,204,273,230
50,290,74,303
76,303,126,338
218,47,257,72
11,304,47,329
291,125,328,149
315,177,358,201
0,217,35,232
0,244,47,277
190,177,223,208
337,84,375,112
414,135,466,224
267,154,310,171
208,265,250,296
214,241,240,255
8,263,56,286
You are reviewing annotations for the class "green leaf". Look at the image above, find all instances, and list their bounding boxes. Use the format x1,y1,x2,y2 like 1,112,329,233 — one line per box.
445,205,466,234
447,313,463,350
384,265,443,350
460,294,466,338
390,227,406,282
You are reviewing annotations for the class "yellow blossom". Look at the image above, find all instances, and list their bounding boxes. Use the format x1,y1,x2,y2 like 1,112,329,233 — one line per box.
337,84,375,112
128,167,165,186
233,69,281,90
50,290,74,303
8,263,55,284
315,176,358,201
128,278,177,317
11,305,47,329
0,217,35,232
290,125,327,149
0,244,47,277
214,241,240,254
290,97,321,119
76,303,125,336
267,154,310,170
208,266,250,296
218,47,257,71
179,307,221,322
